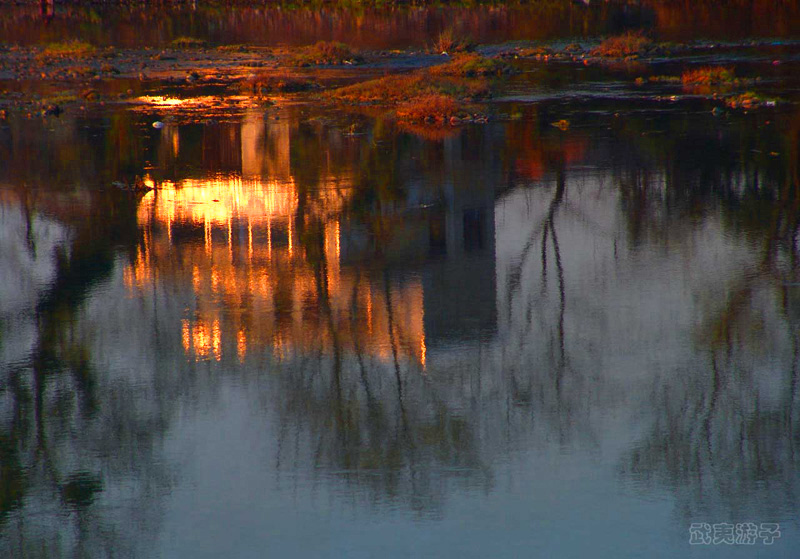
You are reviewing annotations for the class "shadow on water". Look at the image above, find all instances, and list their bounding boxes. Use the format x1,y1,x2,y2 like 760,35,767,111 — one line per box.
1,95,800,553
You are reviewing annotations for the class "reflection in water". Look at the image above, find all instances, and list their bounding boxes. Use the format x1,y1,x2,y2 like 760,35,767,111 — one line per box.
2,99,800,555
120,117,498,515
616,106,800,522
129,174,428,368
0,183,169,557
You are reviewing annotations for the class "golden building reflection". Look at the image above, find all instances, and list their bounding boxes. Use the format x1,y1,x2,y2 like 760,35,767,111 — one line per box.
124,164,426,369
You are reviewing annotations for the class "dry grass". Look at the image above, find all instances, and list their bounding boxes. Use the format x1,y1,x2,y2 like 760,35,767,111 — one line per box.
170,37,207,48
330,72,488,104
41,40,96,57
330,55,503,104
590,32,653,58
513,46,554,59
428,54,511,77
288,41,361,67
217,44,249,52
396,94,462,123
681,66,736,85
329,54,507,128
432,28,473,54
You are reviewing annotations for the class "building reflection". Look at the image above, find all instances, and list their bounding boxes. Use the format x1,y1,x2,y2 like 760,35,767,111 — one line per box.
123,112,501,369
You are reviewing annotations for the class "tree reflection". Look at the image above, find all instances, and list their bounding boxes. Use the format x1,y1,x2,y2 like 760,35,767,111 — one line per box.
618,106,800,520
0,113,172,557
245,116,493,516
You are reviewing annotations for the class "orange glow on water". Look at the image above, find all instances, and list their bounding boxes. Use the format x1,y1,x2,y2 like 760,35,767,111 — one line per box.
124,126,426,369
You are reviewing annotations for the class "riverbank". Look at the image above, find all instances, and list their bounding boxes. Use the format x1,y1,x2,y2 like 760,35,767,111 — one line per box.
0,32,794,133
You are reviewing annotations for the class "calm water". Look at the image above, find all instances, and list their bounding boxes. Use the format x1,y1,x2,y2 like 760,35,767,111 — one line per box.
3,10,800,559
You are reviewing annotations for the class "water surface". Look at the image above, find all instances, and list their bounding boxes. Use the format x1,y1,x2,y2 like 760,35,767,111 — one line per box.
2,13,800,559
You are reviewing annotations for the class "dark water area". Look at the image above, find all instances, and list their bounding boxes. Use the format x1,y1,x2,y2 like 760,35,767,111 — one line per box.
2,1,800,49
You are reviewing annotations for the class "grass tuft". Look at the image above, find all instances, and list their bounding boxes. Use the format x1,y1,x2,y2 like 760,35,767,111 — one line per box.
590,32,652,58
41,40,96,57
681,66,736,85
330,72,488,104
288,41,362,67
329,55,508,128
396,94,462,123
170,37,207,49
428,54,511,77
432,28,473,54
330,54,504,105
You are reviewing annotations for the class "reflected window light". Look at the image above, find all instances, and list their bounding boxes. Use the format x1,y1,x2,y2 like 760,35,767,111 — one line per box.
212,318,222,361
238,329,247,363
